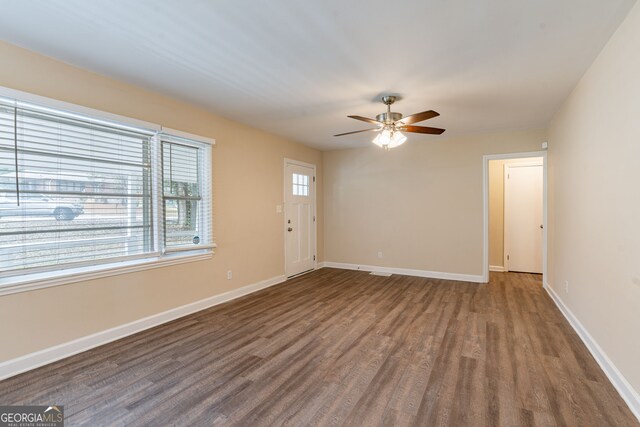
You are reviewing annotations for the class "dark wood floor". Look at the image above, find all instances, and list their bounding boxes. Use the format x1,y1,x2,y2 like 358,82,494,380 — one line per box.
0,269,637,426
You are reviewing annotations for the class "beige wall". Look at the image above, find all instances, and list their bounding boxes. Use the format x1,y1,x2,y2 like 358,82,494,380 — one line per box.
548,1,640,394
488,157,543,269
0,41,323,361
323,129,545,276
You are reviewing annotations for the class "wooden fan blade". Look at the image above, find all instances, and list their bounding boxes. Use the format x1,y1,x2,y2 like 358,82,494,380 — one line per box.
398,110,439,125
334,128,380,137
348,115,382,125
401,125,446,135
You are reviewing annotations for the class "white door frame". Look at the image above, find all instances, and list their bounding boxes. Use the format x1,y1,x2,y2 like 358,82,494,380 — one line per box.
482,151,547,283
283,158,317,277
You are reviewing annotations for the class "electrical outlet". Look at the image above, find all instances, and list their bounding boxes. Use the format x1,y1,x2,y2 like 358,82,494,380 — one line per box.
227,270,233,280
564,280,569,293
377,251,383,259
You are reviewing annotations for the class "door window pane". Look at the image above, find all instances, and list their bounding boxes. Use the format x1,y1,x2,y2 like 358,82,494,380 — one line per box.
292,173,309,196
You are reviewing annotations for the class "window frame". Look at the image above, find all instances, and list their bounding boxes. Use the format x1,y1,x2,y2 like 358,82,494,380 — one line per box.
0,87,216,296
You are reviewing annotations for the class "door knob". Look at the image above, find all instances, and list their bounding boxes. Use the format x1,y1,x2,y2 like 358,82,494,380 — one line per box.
288,227,293,232
540,225,544,229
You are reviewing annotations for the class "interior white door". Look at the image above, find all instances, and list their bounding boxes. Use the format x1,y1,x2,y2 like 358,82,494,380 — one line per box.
504,163,543,273
285,162,315,277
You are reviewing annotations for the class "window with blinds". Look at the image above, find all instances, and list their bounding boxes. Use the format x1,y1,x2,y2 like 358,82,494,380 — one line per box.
0,95,213,279
161,136,212,252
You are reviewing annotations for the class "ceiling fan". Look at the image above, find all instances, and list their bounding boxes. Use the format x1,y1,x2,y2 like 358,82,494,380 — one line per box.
334,96,445,150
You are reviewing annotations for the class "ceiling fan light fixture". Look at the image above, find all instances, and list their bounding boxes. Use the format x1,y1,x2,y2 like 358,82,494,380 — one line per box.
372,129,406,150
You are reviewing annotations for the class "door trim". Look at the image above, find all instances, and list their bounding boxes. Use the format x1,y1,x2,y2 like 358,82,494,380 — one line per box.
482,151,547,283
283,158,317,278
503,161,543,272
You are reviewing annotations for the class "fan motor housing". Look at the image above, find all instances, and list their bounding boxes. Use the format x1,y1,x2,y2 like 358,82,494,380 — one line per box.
376,112,403,123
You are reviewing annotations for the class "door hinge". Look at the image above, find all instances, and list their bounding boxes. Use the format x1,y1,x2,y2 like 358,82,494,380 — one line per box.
313,176,315,182
313,215,315,222
313,255,316,261
507,255,510,260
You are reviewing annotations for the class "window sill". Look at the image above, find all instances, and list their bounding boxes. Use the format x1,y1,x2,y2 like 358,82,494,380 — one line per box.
0,247,215,297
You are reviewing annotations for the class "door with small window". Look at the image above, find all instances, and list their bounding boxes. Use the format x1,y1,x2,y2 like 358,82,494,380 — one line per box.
284,161,315,277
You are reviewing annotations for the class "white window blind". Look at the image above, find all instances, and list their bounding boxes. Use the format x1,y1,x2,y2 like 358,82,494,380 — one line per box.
0,101,157,275
161,135,212,252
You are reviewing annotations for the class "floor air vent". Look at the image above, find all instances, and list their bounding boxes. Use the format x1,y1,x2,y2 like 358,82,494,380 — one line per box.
370,271,392,277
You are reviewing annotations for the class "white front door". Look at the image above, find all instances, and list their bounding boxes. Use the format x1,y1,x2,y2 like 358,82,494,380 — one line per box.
504,163,543,273
285,161,315,277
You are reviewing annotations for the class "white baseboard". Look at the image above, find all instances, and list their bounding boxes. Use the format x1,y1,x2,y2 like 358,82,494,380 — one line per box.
544,282,640,421
489,265,505,272
0,274,286,381
322,261,484,283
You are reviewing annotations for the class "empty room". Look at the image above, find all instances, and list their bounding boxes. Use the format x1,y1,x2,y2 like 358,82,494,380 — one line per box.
0,0,639,426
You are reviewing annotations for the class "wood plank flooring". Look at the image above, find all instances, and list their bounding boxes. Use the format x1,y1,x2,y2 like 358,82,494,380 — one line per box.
0,269,637,426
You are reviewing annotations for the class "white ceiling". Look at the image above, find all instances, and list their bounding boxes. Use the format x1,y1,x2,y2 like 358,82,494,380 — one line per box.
0,0,635,150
